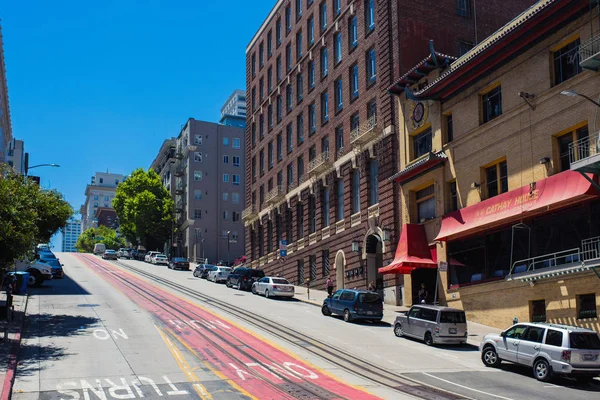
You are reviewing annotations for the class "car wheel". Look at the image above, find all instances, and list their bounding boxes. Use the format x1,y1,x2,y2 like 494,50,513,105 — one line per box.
481,346,501,368
252,285,257,294
394,323,404,337
343,309,352,322
321,305,331,316
265,290,270,299
533,358,552,382
424,332,434,346
27,270,43,287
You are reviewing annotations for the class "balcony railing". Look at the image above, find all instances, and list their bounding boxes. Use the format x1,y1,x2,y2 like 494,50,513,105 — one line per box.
242,205,258,222
579,33,600,71
175,180,186,195
336,147,346,160
368,203,380,219
308,151,333,176
265,185,285,205
350,116,380,147
569,130,600,172
175,166,185,177
581,236,600,261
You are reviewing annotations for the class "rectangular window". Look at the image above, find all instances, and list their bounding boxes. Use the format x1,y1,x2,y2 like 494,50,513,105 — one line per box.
578,293,597,319
252,157,256,180
277,133,283,160
194,135,203,145
297,31,303,58
297,114,305,142
308,16,315,45
232,192,240,204
223,155,229,164
297,203,305,238
412,127,433,159
530,300,546,323
309,145,317,163
352,169,360,213
351,113,360,131
366,49,376,84
448,181,458,212
251,87,256,111
259,149,265,175
232,138,240,149
309,61,315,89
321,136,329,154
194,209,202,219
286,5,292,32
267,67,273,92
350,64,359,99
336,126,344,154
296,0,303,19
267,30,273,56
287,123,294,152
367,99,377,119
456,0,471,17
268,141,274,168
481,85,502,123
297,259,305,284
334,0,341,15
334,33,342,64
298,156,305,183
277,56,282,82
259,42,264,67
276,18,282,45
445,113,454,143
545,329,563,347
321,47,329,77
416,185,435,222
337,178,344,220
223,211,229,220
322,249,330,277
558,126,589,172
321,92,329,124
297,73,304,103
194,190,202,200
268,104,274,128
233,174,240,185
369,160,378,205
485,159,508,198
309,254,317,280
277,95,283,122
365,0,375,31
223,174,230,183
251,53,256,77
259,114,264,138
286,84,293,112
334,78,343,112
252,123,256,145
553,39,581,85
194,152,203,162
259,78,264,100
286,44,293,72
287,164,294,190
320,1,327,31
322,187,330,227
349,16,358,49
309,195,316,233
222,192,229,201
233,212,240,222
277,170,283,187
194,171,203,181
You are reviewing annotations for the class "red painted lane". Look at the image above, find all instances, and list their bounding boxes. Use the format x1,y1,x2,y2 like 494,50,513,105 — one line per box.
76,254,380,400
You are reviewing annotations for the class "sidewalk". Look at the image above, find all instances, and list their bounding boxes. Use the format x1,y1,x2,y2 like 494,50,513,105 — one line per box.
293,285,501,347
0,293,28,400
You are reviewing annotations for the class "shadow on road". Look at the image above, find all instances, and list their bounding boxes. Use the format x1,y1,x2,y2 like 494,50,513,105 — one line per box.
28,272,90,296
499,363,600,391
11,342,73,377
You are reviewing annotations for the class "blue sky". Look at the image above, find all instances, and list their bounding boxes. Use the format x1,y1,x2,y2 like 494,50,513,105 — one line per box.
2,1,273,249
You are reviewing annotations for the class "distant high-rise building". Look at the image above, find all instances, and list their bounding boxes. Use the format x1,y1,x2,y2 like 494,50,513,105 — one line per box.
80,172,125,231
0,24,13,163
220,89,246,128
6,138,25,174
62,219,82,252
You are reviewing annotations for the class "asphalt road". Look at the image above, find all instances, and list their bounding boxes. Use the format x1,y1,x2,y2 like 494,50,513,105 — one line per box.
12,253,600,400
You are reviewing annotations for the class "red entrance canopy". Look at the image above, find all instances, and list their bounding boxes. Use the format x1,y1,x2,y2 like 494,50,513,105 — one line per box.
435,170,597,241
379,224,437,275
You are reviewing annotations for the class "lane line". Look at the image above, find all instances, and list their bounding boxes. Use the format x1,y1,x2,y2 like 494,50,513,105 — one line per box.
421,372,516,400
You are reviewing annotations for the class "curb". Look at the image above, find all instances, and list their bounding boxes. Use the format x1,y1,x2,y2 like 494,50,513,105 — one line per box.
1,295,29,400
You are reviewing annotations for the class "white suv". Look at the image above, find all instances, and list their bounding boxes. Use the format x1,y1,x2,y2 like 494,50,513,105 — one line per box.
480,322,600,382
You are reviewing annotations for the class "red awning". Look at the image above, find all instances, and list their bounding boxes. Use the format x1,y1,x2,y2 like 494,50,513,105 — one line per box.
379,224,437,275
435,170,597,241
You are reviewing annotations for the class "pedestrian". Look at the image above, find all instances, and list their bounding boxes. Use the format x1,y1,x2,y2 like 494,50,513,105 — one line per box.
326,276,334,297
418,283,428,304
368,281,375,291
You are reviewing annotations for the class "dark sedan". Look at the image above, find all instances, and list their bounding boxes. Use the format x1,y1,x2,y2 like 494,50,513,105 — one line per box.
41,259,64,279
102,250,118,260
169,258,190,270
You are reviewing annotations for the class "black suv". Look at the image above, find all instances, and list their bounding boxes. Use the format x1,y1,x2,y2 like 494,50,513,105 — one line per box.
226,267,265,290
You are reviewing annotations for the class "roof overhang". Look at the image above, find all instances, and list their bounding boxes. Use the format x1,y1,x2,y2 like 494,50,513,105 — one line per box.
388,152,448,185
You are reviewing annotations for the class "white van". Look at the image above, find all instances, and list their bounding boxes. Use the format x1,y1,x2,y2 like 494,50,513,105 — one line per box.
93,243,106,255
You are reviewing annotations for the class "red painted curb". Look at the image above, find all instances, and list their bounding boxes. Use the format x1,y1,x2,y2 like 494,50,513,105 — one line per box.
1,330,22,400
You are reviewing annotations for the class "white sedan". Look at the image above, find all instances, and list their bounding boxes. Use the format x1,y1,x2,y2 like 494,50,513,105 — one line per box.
152,254,169,265
207,266,232,283
252,277,295,298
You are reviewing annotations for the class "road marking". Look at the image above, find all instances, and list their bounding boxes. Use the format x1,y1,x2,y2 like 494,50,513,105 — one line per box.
92,328,128,340
155,324,213,400
422,372,516,400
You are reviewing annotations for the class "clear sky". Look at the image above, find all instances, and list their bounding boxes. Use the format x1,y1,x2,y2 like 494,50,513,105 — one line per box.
1,1,274,249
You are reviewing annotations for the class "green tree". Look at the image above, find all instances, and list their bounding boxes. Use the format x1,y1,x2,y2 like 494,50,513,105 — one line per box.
113,168,174,251
0,166,72,269
75,226,125,252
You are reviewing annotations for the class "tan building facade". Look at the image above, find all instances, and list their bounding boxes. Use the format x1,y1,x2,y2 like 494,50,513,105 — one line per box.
387,0,600,331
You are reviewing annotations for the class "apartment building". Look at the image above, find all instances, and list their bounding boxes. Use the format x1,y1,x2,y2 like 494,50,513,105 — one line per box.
220,89,247,128
0,24,12,163
7,138,25,174
80,172,125,231
244,0,535,303
387,0,600,330
62,219,82,252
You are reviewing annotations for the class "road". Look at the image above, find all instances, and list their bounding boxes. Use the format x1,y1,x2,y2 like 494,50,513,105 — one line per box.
11,253,600,400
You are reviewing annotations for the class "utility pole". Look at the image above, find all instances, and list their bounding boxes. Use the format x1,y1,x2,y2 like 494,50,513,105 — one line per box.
227,231,231,266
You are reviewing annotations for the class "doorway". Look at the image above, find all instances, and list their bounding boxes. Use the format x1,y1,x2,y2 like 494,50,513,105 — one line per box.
411,268,437,305
335,250,346,289
365,235,384,292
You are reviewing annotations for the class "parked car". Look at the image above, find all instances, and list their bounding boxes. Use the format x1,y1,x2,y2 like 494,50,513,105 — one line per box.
40,259,64,279
394,305,467,346
480,322,600,382
102,250,118,260
322,289,383,323
145,251,161,263
207,266,232,283
14,258,52,287
37,251,58,263
226,267,265,290
94,243,106,255
132,250,147,261
169,257,190,270
117,248,131,259
251,277,294,298
199,265,217,279
151,254,169,265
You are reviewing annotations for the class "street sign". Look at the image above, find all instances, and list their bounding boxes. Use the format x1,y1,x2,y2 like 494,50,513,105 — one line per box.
438,261,448,272
279,249,287,257
279,240,287,249
279,257,286,263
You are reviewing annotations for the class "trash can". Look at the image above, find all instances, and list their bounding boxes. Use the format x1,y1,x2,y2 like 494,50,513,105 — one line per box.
7,272,29,295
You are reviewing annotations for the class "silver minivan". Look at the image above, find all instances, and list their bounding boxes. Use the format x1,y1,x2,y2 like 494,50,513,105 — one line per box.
394,305,468,345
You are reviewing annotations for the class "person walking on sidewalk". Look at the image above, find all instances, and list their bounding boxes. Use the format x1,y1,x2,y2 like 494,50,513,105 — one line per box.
368,281,376,292
326,276,334,297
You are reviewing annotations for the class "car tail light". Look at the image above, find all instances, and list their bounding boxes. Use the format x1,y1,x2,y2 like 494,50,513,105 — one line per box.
272,285,279,290
353,303,358,311
243,276,247,280
435,327,440,335
561,350,571,363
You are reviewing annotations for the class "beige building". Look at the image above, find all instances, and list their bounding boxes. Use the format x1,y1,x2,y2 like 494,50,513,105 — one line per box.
386,0,600,331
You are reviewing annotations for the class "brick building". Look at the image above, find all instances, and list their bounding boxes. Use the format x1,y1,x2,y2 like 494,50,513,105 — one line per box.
244,0,534,304
387,0,600,329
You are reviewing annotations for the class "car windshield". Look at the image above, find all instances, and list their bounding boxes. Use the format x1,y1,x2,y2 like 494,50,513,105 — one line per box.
440,311,466,323
570,332,600,349
221,268,232,272
174,258,188,262
358,293,381,303
106,250,116,253
43,259,61,267
272,278,290,284
250,270,265,277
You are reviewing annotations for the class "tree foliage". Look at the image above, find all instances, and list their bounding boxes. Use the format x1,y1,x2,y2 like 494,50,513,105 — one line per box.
113,168,174,250
75,226,125,253
0,166,72,268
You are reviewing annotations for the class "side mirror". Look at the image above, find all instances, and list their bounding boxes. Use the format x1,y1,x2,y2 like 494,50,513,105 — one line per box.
500,331,506,338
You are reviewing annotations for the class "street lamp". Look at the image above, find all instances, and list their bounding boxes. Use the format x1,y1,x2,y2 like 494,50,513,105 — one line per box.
560,90,600,107
227,231,231,266
26,163,60,176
